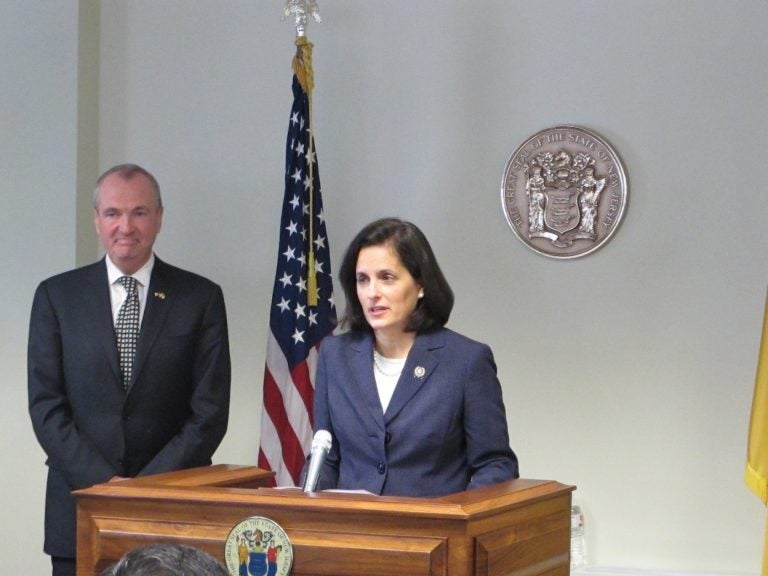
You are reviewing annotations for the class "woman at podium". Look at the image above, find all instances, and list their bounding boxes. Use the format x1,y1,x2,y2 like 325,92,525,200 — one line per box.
310,217,519,497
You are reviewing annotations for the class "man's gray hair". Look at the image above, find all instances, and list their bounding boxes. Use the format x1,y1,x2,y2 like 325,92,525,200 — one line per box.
100,543,229,576
93,163,163,210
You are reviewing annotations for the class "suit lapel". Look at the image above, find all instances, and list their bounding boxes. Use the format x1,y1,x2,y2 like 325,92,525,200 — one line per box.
384,330,445,424
131,258,174,391
350,333,387,431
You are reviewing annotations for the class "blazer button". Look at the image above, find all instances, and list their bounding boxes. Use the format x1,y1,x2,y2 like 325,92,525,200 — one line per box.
384,431,392,445
377,461,386,474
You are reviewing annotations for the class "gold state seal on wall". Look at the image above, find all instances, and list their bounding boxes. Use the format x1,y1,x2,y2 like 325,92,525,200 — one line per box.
500,125,628,259
224,516,293,576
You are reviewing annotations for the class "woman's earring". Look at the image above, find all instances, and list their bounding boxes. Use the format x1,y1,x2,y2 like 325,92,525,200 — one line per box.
418,290,424,299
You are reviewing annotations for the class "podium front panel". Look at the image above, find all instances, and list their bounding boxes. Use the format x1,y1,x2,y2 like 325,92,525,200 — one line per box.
76,465,573,576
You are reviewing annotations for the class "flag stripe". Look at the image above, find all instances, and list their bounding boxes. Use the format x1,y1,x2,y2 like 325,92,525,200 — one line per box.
265,333,313,446
262,366,305,485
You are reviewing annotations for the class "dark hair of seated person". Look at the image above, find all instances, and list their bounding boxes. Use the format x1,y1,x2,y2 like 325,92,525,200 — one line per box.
100,543,229,576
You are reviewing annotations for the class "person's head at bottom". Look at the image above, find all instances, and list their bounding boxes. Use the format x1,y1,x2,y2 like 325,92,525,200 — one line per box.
100,543,229,576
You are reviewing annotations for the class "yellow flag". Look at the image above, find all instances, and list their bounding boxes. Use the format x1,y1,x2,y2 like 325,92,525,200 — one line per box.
746,292,768,504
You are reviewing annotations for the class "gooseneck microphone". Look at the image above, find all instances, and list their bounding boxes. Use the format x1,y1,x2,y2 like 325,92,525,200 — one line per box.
303,430,332,493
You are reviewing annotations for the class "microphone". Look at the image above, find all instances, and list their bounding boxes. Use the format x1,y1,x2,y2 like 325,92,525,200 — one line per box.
303,430,332,493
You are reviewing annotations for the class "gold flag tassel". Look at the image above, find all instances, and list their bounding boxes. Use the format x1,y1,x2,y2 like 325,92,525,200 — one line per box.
293,36,318,306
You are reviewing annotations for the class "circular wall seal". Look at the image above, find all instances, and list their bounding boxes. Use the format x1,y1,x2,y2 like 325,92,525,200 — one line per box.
224,516,293,576
500,125,628,259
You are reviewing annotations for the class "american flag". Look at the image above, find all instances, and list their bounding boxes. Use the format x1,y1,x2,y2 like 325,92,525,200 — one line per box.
258,45,336,487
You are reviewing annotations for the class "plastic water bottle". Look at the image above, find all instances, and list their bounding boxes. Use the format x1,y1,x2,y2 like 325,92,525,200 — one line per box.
571,505,587,570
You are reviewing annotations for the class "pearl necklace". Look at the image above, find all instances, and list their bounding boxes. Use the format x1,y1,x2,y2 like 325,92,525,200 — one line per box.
373,350,405,378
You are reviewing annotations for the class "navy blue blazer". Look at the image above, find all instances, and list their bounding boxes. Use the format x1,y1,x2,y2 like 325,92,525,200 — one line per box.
312,328,518,497
27,257,231,557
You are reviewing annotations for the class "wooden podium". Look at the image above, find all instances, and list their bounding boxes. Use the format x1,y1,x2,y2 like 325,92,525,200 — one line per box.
76,465,574,576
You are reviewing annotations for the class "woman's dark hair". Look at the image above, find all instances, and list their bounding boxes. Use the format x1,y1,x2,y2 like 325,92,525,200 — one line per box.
338,217,454,333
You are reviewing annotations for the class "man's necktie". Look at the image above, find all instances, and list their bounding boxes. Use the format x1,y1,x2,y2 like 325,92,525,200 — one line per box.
115,276,140,389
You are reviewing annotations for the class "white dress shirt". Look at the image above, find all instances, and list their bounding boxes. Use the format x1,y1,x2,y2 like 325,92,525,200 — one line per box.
105,254,155,327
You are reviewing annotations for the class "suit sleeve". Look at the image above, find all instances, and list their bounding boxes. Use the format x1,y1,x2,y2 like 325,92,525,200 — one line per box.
309,340,340,490
464,344,519,489
138,284,231,476
27,282,118,489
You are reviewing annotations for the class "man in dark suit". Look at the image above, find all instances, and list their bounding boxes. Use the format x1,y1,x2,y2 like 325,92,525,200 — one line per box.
27,164,231,576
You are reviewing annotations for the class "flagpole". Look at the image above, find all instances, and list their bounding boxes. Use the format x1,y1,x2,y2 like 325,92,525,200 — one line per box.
284,0,321,306
295,38,317,306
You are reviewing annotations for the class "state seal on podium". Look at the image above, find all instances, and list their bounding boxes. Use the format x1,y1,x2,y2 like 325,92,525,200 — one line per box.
224,516,293,576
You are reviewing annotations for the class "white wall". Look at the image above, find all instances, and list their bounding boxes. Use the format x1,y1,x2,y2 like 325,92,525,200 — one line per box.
3,1,767,574
1,2,80,575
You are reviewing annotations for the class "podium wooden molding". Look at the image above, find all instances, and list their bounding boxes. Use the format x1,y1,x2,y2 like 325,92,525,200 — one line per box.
76,464,574,576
